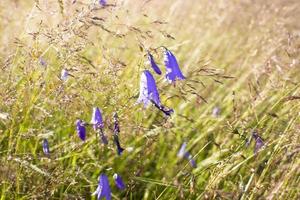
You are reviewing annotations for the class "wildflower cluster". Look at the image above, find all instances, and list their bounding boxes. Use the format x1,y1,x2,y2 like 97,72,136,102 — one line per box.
74,108,126,199
37,1,271,199
92,173,125,200
137,48,185,116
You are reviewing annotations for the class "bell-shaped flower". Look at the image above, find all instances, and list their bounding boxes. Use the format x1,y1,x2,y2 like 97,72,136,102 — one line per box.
61,69,69,81
91,107,104,130
93,174,111,200
177,142,197,168
177,142,187,158
91,107,108,144
252,131,265,154
246,130,265,154
42,139,50,156
136,70,161,107
39,57,47,67
137,70,173,116
147,52,162,75
76,119,86,141
164,48,185,83
184,152,197,168
113,173,126,190
212,106,221,117
99,0,106,6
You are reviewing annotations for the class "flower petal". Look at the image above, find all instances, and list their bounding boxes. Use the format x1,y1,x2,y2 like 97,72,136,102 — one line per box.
61,69,69,81
99,0,107,6
164,49,185,83
148,52,162,75
91,107,104,130
42,139,50,156
113,173,126,190
93,174,111,200
177,142,187,158
254,137,264,154
76,119,86,141
137,70,161,107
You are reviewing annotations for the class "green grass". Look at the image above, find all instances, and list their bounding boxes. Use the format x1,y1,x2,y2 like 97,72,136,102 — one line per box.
0,0,299,199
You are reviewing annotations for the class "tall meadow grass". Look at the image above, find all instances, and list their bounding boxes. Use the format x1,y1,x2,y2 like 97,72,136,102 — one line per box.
0,0,299,199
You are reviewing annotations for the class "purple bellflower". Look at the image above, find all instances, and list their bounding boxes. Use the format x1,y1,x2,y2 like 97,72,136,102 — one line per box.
76,119,86,141
177,142,197,168
184,152,197,168
93,174,111,200
39,57,47,67
42,139,50,156
137,70,161,107
163,48,185,83
246,130,265,154
212,106,221,117
147,52,162,75
61,69,69,81
113,173,126,190
252,131,265,154
99,0,107,6
177,141,187,158
91,107,104,130
137,70,174,116
91,107,108,145
113,113,124,155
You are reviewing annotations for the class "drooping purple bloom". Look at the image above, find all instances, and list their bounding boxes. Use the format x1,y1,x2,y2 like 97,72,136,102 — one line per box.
137,70,174,116
91,107,104,130
164,48,185,83
177,142,197,168
189,158,197,168
177,142,187,158
252,131,265,154
91,107,108,145
42,139,50,156
147,52,162,75
39,57,47,67
61,69,69,81
76,119,86,141
99,0,107,6
113,173,126,190
93,174,111,200
137,70,161,107
212,106,221,117
184,152,197,168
